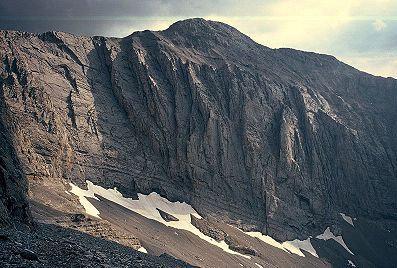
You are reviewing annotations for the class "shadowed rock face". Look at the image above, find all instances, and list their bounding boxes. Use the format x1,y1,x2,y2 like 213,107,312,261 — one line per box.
0,18,396,240
0,99,31,226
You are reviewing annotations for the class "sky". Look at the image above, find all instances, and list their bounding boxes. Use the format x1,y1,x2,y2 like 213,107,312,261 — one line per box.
1,0,396,78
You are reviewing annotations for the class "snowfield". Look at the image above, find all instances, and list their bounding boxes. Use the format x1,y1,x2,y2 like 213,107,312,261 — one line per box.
69,180,355,261
69,181,250,259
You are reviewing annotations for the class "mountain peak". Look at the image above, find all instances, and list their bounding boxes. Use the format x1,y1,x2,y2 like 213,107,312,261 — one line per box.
156,17,266,61
166,18,232,32
162,17,251,42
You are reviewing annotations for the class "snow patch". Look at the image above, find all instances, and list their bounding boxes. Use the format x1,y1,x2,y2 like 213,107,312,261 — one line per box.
340,213,354,226
244,231,318,258
69,183,100,218
283,238,318,257
244,226,354,259
245,232,286,252
348,259,356,267
148,75,157,87
138,247,148,254
255,263,264,268
69,181,250,259
316,227,354,255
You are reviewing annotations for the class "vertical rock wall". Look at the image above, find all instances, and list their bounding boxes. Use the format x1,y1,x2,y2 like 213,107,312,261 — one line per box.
0,19,396,239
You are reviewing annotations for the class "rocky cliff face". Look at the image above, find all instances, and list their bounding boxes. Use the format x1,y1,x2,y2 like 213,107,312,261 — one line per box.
0,110,31,226
1,18,396,239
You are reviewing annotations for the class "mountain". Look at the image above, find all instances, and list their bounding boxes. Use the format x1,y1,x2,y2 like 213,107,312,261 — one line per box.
0,18,396,267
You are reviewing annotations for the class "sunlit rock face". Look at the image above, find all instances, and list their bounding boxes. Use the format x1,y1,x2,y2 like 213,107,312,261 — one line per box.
1,18,397,240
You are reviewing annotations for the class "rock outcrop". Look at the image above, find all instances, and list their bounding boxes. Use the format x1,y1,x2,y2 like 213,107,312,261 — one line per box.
1,18,396,240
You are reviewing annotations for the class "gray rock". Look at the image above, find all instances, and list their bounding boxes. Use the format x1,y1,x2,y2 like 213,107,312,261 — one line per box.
156,208,179,222
0,18,396,241
19,249,39,261
0,99,32,226
0,223,193,267
225,236,258,256
190,214,227,241
70,213,85,223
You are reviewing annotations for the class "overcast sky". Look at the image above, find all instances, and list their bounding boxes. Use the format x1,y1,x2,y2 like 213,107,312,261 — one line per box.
1,0,396,77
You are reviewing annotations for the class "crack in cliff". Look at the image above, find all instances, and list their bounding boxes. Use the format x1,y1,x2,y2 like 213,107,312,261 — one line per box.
66,90,77,129
59,64,79,94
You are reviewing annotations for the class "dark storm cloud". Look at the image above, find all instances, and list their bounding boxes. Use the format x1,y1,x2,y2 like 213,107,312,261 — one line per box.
0,0,163,35
0,0,249,35
1,0,170,17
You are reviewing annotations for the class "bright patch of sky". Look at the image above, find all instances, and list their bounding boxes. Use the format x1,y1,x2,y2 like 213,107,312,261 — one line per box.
373,19,387,31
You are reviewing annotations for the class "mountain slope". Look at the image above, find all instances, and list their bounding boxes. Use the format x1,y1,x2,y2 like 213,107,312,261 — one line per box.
0,17,396,248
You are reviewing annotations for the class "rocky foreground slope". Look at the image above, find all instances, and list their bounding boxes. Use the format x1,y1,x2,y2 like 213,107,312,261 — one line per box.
0,17,396,246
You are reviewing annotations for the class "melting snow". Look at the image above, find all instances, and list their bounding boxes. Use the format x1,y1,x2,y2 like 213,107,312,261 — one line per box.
316,227,354,255
340,213,354,226
244,231,318,258
69,181,250,259
138,247,148,254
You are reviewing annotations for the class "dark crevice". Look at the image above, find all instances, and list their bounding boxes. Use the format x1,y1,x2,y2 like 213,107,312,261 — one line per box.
59,64,79,94
66,90,77,129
